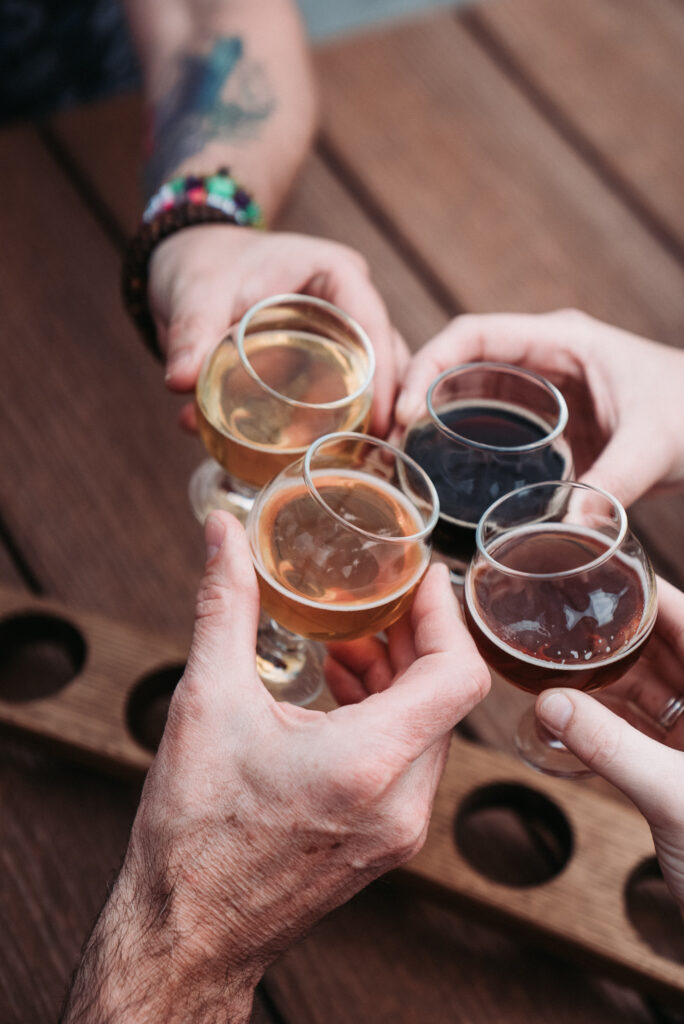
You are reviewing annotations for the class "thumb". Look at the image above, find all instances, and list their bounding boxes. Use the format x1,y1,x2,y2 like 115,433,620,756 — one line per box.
579,425,672,508
163,299,231,392
537,689,682,826
185,511,261,692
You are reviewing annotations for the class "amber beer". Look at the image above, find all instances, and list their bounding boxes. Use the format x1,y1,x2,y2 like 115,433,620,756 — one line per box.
251,470,430,641
196,329,372,488
465,525,652,694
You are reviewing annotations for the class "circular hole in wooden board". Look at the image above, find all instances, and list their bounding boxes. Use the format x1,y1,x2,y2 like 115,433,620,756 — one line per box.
126,664,185,752
454,782,574,887
0,612,87,702
625,857,684,964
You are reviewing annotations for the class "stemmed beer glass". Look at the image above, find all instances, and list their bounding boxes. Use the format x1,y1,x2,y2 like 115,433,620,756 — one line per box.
190,294,375,524
402,363,573,584
463,481,658,777
246,433,439,702
188,295,375,705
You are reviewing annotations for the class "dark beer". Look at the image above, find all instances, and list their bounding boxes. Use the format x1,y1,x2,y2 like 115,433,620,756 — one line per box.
403,401,569,568
465,525,651,694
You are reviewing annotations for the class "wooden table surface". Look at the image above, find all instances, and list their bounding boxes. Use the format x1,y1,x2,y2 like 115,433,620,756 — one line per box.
1,1,684,1020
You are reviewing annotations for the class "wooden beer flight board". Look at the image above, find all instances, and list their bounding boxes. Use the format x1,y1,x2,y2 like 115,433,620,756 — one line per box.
0,583,681,1004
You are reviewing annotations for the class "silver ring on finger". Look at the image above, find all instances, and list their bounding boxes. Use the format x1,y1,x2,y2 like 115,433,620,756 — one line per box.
657,695,684,731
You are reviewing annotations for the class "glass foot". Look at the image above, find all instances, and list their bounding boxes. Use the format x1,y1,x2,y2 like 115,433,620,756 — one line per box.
188,458,257,526
515,705,595,779
256,614,325,706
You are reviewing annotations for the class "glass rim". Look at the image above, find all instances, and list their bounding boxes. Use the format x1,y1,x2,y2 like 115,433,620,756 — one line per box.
303,432,440,544
234,293,375,410
426,361,569,452
474,480,629,579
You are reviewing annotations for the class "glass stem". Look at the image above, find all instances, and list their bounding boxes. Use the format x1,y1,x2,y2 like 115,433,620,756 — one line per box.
255,612,325,706
534,715,568,751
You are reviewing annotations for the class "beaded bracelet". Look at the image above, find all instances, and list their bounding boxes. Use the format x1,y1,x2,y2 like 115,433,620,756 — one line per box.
142,167,263,226
122,168,263,357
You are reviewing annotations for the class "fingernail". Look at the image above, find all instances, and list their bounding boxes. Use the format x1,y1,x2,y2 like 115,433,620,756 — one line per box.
165,349,193,382
537,691,573,734
204,515,225,563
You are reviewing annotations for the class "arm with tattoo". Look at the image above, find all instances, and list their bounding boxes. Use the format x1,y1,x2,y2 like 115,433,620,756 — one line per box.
122,0,405,436
124,0,317,217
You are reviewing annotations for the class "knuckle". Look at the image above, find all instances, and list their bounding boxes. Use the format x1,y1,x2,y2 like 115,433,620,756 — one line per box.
168,311,208,339
354,254,371,277
473,663,492,703
651,797,684,833
454,655,491,705
386,806,430,863
594,467,628,503
452,312,475,329
337,244,369,275
364,659,393,694
331,757,398,806
578,719,622,773
551,306,587,322
194,575,230,624
412,653,491,720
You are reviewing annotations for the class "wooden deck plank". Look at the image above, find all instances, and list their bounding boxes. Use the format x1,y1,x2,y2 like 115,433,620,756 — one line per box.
467,0,684,250
43,95,144,239
0,126,202,640
266,886,654,1024
0,735,141,1024
279,153,449,349
0,540,26,589
315,14,684,349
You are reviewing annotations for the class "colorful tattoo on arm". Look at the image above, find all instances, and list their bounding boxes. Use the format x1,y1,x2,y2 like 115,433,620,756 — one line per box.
145,37,274,196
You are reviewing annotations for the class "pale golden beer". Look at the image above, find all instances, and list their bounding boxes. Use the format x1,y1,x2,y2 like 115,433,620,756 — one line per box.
196,328,372,488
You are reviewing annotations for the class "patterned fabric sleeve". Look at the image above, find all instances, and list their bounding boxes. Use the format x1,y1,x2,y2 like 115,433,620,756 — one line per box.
0,0,140,123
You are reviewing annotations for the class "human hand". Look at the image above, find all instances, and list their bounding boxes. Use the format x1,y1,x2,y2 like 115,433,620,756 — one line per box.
62,512,488,1023
395,310,684,507
536,578,684,912
149,224,408,436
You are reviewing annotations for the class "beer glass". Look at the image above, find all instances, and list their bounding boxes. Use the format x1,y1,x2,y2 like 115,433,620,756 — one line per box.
247,433,439,702
464,481,657,777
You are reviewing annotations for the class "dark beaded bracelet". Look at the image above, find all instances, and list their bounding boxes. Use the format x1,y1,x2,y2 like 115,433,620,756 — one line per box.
121,169,263,358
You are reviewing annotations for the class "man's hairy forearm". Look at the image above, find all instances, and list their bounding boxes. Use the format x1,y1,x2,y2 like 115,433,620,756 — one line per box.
60,857,256,1024
123,0,317,217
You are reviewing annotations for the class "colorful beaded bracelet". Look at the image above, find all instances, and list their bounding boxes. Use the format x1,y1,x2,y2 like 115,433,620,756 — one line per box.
122,168,263,357
142,167,263,228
